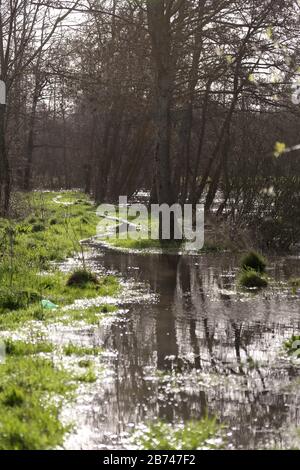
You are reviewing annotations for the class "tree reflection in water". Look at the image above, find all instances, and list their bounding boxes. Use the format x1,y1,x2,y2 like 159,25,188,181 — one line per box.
65,250,300,450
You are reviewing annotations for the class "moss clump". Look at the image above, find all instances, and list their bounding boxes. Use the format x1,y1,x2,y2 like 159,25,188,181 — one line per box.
241,251,267,273
66,269,98,287
238,269,268,289
132,418,223,450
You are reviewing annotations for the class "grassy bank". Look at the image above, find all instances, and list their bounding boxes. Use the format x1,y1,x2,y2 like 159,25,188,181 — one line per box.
0,191,120,449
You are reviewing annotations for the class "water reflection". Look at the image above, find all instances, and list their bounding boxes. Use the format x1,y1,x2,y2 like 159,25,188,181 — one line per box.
65,251,300,449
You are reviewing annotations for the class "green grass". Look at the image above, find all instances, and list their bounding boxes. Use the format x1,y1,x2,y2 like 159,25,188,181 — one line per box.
132,418,223,450
109,237,183,251
75,367,97,383
241,251,267,273
0,271,119,329
5,339,53,356
0,355,75,450
0,192,120,330
63,343,102,357
98,212,185,251
238,269,268,289
0,191,98,275
0,191,121,449
0,302,118,331
35,271,120,307
61,304,117,325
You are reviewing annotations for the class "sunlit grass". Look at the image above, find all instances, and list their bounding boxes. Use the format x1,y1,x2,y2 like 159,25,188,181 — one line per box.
0,355,75,450
132,418,224,450
63,343,102,356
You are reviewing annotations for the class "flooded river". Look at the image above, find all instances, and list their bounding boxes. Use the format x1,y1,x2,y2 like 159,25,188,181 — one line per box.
64,249,300,450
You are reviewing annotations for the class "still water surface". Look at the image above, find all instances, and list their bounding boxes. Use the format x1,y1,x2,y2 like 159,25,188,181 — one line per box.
64,249,300,450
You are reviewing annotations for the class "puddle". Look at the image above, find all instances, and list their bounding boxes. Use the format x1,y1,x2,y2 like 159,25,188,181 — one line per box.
56,249,300,449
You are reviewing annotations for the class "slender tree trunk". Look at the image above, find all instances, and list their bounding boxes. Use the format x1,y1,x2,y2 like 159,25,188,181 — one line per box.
205,131,231,212
189,79,211,203
23,100,37,191
0,103,10,215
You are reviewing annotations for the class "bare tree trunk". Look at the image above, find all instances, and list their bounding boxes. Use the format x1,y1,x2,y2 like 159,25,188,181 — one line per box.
0,103,10,214
23,94,38,191
147,0,177,240
180,0,206,203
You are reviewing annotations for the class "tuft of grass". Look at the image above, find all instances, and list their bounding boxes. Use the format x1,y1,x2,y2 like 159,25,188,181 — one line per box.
76,367,97,383
31,223,45,233
241,251,267,273
78,359,93,368
66,269,98,287
63,343,102,357
238,269,268,289
132,418,223,450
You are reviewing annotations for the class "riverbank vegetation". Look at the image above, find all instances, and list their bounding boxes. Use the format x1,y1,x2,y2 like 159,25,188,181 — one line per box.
0,191,120,449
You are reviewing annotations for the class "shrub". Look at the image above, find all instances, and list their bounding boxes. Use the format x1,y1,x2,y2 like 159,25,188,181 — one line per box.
238,269,268,289
66,269,98,287
241,251,267,273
